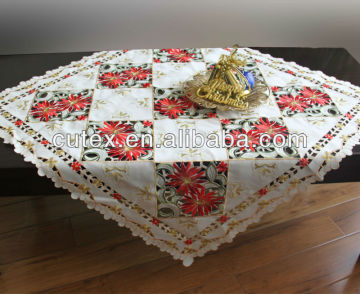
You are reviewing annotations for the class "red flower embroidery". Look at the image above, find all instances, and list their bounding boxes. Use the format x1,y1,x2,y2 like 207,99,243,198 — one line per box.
227,129,260,152
152,218,160,225
167,49,195,62
112,193,122,200
287,70,294,75
77,115,87,120
28,89,36,94
123,67,151,80
98,122,132,143
57,94,91,112
41,140,49,145
95,61,101,65
71,161,81,171
167,162,206,196
14,120,23,126
206,112,217,118
300,158,309,167
180,96,198,109
346,113,353,119
142,83,151,88
154,98,187,119
258,188,268,196
299,87,331,106
271,86,280,92
107,139,151,161
63,74,71,79
323,84,330,88
255,59,262,63
185,239,193,245
181,189,224,217
221,119,231,124
154,58,161,63
30,100,59,122
219,215,228,223
217,161,228,173
143,120,153,127
224,48,231,52
325,133,333,140
277,95,309,112
253,118,288,143
98,72,129,88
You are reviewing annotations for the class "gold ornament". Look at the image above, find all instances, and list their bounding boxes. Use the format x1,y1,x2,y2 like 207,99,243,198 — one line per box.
184,48,269,111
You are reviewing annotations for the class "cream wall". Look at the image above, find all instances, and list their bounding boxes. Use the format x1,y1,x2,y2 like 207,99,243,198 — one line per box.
0,0,359,61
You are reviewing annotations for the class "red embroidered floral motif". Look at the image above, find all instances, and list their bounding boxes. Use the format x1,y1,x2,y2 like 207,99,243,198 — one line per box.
41,140,49,145
14,120,23,126
98,122,132,143
143,120,153,127
185,239,193,245
167,162,206,196
227,129,260,152
221,119,231,124
219,215,228,223
98,72,129,88
154,98,187,119
167,49,195,62
253,118,288,143
57,94,91,112
277,95,309,112
123,67,151,80
258,188,268,196
30,100,59,122
325,133,333,140
71,161,81,171
271,86,280,92
181,189,224,217
142,83,151,88
206,112,217,118
152,218,160,225
112,193,122,200
300,158,309,167
299,87,331,106
346,113,353,119
107,139,151,161
216,161,228,173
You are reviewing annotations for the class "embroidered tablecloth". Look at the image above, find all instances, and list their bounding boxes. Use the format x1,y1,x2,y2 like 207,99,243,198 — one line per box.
0,48,359,266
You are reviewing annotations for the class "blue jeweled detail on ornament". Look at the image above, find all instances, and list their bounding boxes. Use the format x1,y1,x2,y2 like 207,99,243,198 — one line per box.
242,71,255,89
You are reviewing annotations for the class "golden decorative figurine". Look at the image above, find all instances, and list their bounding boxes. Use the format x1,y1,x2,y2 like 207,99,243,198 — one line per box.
185,48,269,111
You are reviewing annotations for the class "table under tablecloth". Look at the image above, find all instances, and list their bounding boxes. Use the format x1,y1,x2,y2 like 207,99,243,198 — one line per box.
0,47,359,266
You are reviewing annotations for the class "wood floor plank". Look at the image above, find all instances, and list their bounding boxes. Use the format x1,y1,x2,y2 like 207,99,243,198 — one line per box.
0,196,40,207
71,212,136,246
236,232,360,294
0,235,167,294
249,182,360,232
0,195,88,234
324,197,360,235
177,273,246,294
0,218,74,265
309,268,360,294
37,214,344,294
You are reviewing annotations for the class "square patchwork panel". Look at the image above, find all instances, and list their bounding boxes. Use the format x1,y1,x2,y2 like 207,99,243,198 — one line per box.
156,161,228,217
27,89,93,122
153,62,206,88
153,118,228,162
153,87,216,119
90,88,153,121
153,48,204,63
97,63,152,89
272,85,341,117
221,117,299,159
82,120,153,161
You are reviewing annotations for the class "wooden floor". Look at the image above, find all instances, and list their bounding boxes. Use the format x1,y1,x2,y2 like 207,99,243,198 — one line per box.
1,183,360,294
